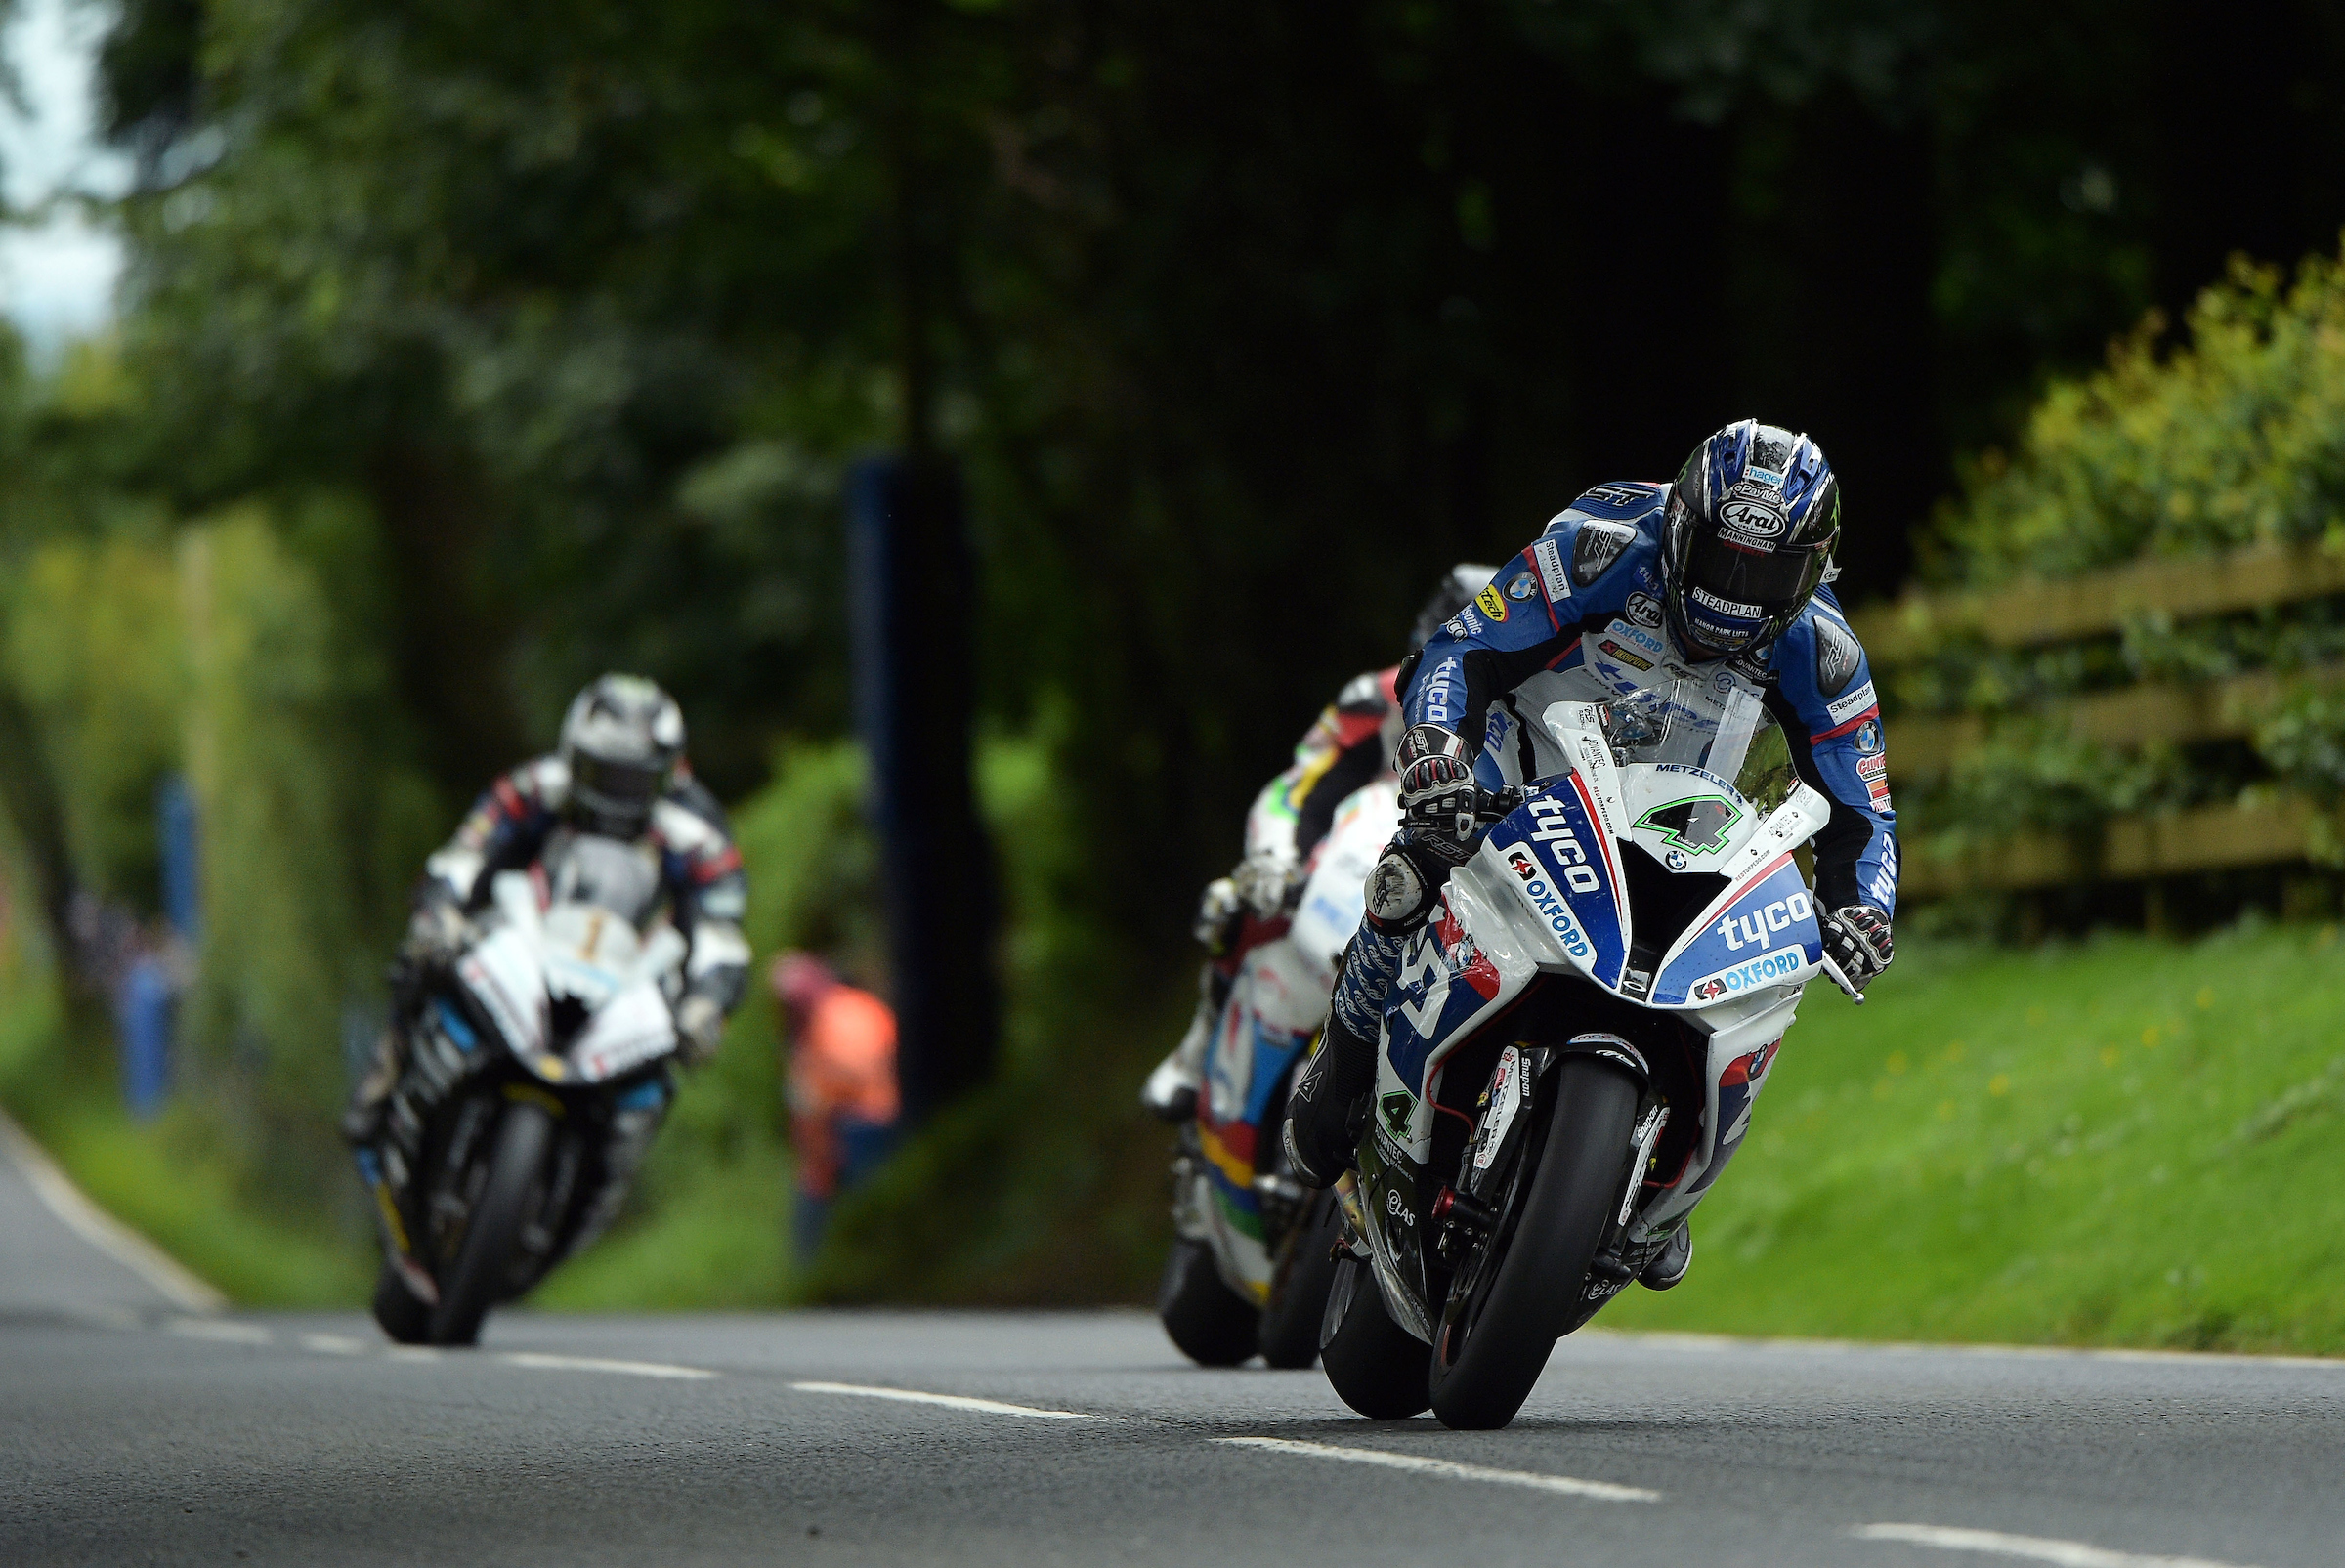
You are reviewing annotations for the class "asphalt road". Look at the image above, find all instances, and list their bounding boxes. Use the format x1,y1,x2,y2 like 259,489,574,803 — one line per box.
3,1134,2339,1567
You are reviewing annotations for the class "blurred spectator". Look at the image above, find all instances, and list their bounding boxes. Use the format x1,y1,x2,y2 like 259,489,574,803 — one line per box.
774,952,900,1262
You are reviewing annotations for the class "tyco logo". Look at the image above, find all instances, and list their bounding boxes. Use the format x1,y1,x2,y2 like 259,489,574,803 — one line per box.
1715,891,1814,952
1637,795,1744,856
1525,798,1603,894
1475,584,1509,622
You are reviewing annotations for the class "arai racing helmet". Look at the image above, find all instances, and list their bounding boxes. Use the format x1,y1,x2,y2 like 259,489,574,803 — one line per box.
559,673,685,837
1660,420,1841,657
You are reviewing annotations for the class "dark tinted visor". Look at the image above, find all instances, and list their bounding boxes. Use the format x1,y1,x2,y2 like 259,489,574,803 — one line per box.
573,753,662,811
1684,532,1819,616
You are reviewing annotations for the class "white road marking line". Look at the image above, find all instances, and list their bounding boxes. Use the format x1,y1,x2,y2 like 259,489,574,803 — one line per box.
164,1317,272,1345
1214,1436,1660,1503
0,1108,226,1312
502,1352,717,1380
1853,1523,2264,1568
300,1334,368,1355
790,1380,1095,1420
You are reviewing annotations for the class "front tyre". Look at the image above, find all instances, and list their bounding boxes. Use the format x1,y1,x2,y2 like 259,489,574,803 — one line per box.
1157,1238,1260,1366
429,1100,555,1347
1428,1056,1640,1430
369,1263,431,1345
1318,1254,1430,1419
1258,1190,1341,1368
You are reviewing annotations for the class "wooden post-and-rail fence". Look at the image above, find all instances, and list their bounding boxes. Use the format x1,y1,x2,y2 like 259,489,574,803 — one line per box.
1852,539,2345,898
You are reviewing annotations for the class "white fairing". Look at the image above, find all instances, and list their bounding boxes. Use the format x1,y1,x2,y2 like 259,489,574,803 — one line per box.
455,869,688,1084
1351,695,1827,1334
1193,780,1398,1303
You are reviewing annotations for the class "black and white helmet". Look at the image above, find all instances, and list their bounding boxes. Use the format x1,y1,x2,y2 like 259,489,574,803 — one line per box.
1660,420,1841,657
1409,562,1502,651
559,674,685,837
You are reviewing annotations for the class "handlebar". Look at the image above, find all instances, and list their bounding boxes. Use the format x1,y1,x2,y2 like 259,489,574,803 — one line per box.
1817,950,1867,1004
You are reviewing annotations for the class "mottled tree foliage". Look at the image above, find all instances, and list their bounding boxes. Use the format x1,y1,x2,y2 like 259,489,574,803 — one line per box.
61,0,2345,938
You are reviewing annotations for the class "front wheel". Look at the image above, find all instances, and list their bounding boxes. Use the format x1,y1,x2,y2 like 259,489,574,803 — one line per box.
1318,1255,1430,1419
1158,1238,1260,1366
370,1264,431,1345
1428,1056,1641,1430
1258,1191,1341,1368
429,1100,556,1346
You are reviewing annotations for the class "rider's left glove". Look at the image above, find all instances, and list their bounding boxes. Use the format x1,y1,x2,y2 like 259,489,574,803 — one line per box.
1822,905,1894,987
401,891,470,965
675,994,725,1067
1395,723,1480,866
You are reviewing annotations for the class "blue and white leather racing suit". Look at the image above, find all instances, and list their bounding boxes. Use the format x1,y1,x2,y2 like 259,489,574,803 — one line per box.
1325,479,1899,1046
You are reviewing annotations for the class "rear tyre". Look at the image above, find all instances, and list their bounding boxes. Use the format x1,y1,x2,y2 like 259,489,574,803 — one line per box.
1428,1056,1641,1430
369,1264,431,1345
1318,1254,1430,1419
429,1101,555,1347
1258,1191,1341,1369
1158,1238,1260,1366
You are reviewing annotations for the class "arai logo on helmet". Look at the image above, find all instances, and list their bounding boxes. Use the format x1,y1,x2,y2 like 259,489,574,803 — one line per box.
1719,478,1789,547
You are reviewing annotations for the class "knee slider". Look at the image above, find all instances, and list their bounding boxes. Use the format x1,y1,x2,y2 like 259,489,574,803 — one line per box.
1364,842,1441,933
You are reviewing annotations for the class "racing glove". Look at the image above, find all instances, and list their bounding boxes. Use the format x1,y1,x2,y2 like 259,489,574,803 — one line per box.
1228,849,1300,921
1822,905,1894,988
1192,877,1246,955
1395,723,1480,866
401,887,470,964
675,994,726,1067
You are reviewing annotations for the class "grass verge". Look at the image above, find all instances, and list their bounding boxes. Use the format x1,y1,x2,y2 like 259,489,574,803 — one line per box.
1603,918,2345,1353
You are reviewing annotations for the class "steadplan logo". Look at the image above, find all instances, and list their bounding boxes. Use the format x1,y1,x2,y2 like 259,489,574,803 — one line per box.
1689,949,1806,1001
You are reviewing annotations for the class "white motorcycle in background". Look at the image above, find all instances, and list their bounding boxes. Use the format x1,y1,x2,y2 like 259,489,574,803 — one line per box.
356,851,689,1345
1159,782,1398,1368
1319,681,1866,1427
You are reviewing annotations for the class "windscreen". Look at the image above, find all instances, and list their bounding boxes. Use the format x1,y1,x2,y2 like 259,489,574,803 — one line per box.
1598,679,1792,812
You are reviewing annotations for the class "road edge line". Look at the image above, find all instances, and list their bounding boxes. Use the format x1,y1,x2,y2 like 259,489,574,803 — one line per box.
0,1105,227,1313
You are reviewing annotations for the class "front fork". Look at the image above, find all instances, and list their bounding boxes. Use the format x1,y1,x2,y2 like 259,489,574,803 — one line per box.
1426,1047,1672,1312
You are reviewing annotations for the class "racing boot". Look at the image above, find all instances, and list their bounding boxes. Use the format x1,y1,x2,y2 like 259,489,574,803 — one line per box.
1140,1002,1210,1123
1281,834,1449,1185
1279,1017,1375,1188
1638,1223,1692,1291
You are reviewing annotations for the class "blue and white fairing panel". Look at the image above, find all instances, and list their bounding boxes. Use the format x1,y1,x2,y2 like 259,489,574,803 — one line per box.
1478,774,1629,990
1651,853,1822,1008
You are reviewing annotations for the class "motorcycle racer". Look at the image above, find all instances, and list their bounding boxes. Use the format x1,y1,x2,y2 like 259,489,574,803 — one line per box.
1281,421,1899,1291
1140,566,1495,1123
342,673,750,1145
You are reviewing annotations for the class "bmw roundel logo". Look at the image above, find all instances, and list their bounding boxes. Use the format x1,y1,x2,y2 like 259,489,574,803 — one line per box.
1855,717,1884,755
1506,573,1538,601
